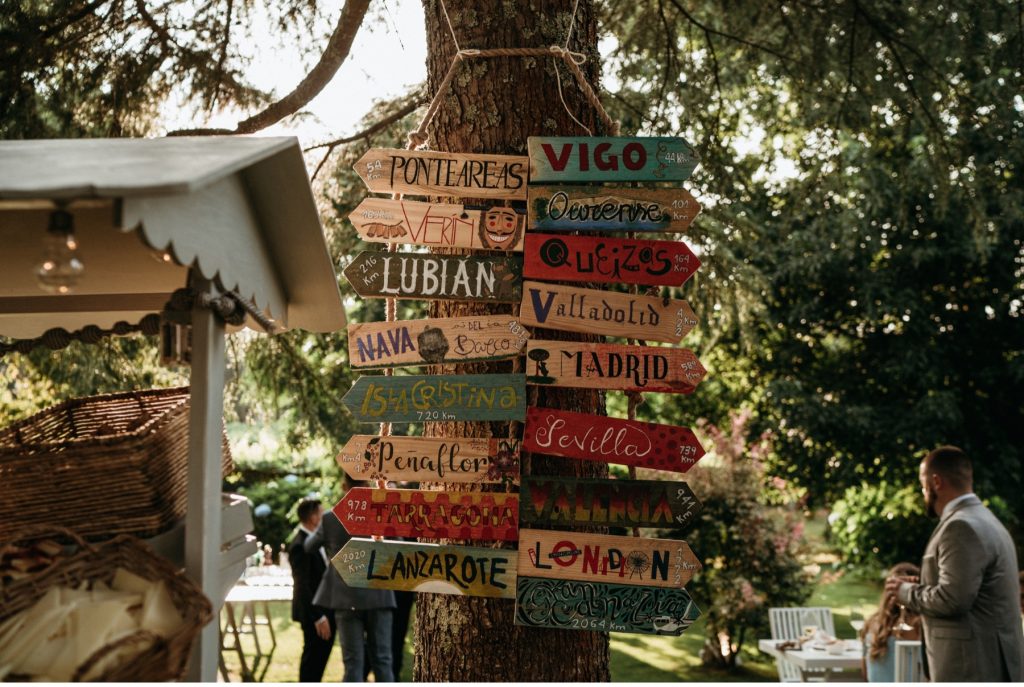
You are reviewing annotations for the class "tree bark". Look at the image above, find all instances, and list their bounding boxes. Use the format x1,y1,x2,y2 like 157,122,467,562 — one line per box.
414,0,613,681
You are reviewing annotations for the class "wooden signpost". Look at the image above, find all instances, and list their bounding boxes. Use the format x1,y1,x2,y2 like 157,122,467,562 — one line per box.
523,407,705,473
519,281,698,343
515,577,701,636
336,435,520,484
527,137,699,184
355,148,528,200
519,476,702,530
518,529,701,589
334,488,519,541
349,198,525,252
344,252,523,303
528,185,700,233
523,234,700,287
341,374,526,424
334,538,517,599
348,316,530,368
524,340,706,394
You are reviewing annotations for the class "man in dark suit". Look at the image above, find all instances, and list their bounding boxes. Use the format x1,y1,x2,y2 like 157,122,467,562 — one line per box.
289,497,335,682
886,446,1024,681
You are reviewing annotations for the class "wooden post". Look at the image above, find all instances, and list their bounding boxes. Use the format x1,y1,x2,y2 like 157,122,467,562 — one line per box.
185,278,225,682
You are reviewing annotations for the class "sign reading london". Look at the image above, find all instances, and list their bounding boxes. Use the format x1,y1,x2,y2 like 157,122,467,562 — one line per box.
524,341,706,394
350,198,525,252
336,435,520,484
344,252,523,303
528,185,700,233
348,316,530,368
341,374,526,423
524,234,700,287
527,136,699,184
356,148,528,200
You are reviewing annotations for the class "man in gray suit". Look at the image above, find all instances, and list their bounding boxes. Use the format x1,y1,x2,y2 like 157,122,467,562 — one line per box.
885,446,1024,681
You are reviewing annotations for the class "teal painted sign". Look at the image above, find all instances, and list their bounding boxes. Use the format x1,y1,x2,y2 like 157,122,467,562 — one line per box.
341,373,526,423
528,137,699,183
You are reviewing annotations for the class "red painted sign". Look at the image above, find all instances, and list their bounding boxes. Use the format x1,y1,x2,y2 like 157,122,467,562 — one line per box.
523,407,704,473
334,487,519,541
523,234,700,287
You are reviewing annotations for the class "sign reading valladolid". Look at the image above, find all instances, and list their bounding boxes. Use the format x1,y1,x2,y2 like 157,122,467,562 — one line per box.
341,374,526,423
356,148,528,200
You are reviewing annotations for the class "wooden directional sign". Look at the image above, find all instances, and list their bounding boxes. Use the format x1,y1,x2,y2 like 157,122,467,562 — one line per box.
519,476,702,530
525,341,706,394
528,137,699,184
528,185,700,232
335,488,519,541
355,148,528,200
336,435,520,484
344,252,522,303
520,281,697,343
515,577,701,636
518,529,701,589
334,538,517,599
348,316,530,369
523,407,705,473
341,374,526,424
349,198,525,252
524,234,700,287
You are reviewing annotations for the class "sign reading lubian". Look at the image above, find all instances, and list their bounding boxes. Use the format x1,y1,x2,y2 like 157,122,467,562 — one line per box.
349,198,525,252
344,252,522,303
525,341,706,394
335,538,517,599
341,374,526,423
528,185,700,232
348,316,530,368
336,435,520,484
355,148,528,200
523,234,700,287
527,137,699,183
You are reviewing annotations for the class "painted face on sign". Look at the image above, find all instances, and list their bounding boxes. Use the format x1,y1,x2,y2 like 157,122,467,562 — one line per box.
480,208,521,250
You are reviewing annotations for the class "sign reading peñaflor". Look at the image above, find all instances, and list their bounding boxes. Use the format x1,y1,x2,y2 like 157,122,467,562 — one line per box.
335,488,519,541
515,577,702,636
518,529,701,589
355,148,528,200
348,316,530,369
341,374,526,424
527,136,700,184
335,538,517,599
519,476,703,530
519,281,698,344
344,252,522,303
349,198,525,252
528,185,700,233
525,341,706,394
523,407,705,473
523,234,700,288
336,435,520,485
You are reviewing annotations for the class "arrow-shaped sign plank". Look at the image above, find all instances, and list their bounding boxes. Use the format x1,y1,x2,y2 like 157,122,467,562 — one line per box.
336,435,520,484
519,281,697,344
523,234,700,287
334,488,518,541
344,252,522,303
528,185,700,233
524,340,706,394
348,316,530,369
515,577,702,636
334,538,517,599
527,137,699,184
355,148,528,200
341,374,526,424
349,198,526,252
517,528,701,589
523,407,705,473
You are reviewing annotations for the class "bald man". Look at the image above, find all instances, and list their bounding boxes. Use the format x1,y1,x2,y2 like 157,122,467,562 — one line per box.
885,446,1023,681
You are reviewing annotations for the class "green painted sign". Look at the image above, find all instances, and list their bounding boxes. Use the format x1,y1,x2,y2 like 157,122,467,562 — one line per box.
341,373,526,423
528,136,699,183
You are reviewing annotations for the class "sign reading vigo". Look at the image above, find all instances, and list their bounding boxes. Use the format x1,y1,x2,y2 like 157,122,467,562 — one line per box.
527,137,699,184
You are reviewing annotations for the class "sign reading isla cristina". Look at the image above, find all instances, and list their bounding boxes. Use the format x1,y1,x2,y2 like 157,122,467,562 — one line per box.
348,316,530,369
523,234,700,287
344,252,522,303
335,538,517,599
335,488,519,541
523,407,705,473
336,435,520,484
349,198,525,252
355,148,528,200
519,281,698,344
527,136,699,184
341,374,526,424
527,185,700,233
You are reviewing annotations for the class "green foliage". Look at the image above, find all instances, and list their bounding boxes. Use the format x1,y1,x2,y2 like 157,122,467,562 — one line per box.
234,474,332,558
828,482,932,571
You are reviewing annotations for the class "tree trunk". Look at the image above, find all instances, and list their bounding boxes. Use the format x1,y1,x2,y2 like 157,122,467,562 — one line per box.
413,0,613,681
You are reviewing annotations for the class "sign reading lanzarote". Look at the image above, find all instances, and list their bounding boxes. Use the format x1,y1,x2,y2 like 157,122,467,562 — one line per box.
341,374,526,423
349,198,525,251
348,316,530,368
344,252,523,303
527,185,700,232
523,234,700,287
336,435,520,484
527,136,700,184
356,148,528,200
524,341,706,394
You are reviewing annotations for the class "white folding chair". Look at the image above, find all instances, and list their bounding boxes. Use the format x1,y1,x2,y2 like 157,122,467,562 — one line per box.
768,607,837,682
894,640,924,682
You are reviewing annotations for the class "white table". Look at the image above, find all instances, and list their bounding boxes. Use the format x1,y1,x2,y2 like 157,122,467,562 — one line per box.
220,580,294,682
758,638,864,679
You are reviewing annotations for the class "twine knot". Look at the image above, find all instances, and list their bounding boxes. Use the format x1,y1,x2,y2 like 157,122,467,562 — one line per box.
548,45,587,66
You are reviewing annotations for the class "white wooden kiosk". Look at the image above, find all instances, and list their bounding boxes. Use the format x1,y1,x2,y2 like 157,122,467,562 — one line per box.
0,137,346,681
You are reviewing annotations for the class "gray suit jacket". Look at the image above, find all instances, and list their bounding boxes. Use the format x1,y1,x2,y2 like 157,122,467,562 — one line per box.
305,510,396,612
899,494,1024,681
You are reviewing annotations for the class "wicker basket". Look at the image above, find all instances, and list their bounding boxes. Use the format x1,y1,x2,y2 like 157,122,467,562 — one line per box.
0,387,232,542
0,526,213,681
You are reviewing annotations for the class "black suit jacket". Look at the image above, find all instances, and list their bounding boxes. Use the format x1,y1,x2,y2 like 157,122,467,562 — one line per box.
289,528,331,624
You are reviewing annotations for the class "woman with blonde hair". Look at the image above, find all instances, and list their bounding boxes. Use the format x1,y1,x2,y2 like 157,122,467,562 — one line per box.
860,562,922,682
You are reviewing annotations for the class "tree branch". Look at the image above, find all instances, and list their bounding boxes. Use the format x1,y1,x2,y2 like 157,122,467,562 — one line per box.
666,0,794,65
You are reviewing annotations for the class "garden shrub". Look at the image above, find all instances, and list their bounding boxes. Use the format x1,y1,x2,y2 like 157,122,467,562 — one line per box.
828,481,932,571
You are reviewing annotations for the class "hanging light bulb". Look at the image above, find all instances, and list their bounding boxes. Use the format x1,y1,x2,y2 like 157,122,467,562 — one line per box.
34,208,84,294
